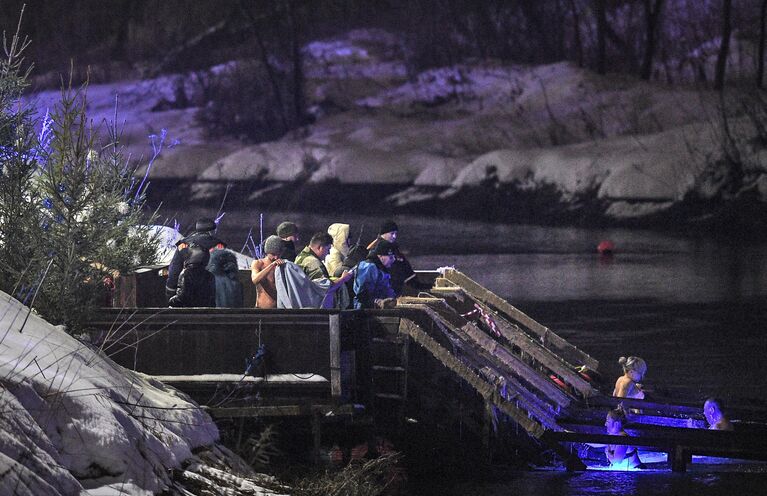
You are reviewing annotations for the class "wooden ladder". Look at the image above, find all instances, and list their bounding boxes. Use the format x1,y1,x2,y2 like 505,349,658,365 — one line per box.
369,318,410,429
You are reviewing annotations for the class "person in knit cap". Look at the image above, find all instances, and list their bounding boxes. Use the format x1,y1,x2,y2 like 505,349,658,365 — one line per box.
366,220,418,296
353,238,397,309
166,217,226,302
250,235,286,309
276,221,300,262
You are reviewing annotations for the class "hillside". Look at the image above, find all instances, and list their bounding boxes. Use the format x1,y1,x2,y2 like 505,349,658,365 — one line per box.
26,29,767,229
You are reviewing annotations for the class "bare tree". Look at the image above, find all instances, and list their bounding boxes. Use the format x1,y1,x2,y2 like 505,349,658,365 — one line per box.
759,0,767,88
640,0,664,80
595,0,607,74
568,0,584,67
714,0,732,90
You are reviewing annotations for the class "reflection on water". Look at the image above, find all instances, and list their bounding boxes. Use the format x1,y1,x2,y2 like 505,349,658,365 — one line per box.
419,470,767,496
410,251,767,302
164,207,767,303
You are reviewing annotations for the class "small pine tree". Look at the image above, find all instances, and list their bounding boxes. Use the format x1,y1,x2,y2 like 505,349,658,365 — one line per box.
1,12,162,331
0,11,43,299
32,83,162,329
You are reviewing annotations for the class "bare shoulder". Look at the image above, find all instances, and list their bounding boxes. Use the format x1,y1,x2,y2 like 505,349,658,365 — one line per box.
251,259,265,270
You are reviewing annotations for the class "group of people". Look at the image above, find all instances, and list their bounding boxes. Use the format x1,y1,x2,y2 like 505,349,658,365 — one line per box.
250,219,423,309
165,217,422,310
601,355,734,469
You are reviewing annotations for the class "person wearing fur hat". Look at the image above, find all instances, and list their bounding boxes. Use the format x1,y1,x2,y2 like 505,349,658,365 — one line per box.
250,235,286,309
366,220,417,296
353,239,397,309
276,221,300,262
166,217,226,302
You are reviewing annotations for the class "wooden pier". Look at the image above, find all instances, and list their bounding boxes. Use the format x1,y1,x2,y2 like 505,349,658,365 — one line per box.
85,269,767,472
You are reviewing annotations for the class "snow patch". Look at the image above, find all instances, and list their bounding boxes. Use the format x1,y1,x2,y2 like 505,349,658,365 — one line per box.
0,290,218,494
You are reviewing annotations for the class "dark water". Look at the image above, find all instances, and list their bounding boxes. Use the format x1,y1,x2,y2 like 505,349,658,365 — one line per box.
162,207,767,495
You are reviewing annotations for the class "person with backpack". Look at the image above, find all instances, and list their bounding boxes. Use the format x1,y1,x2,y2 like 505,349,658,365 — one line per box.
166,217,226,302
168,244,216,307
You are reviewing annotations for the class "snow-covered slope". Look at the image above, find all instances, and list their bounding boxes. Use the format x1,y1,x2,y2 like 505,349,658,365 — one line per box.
0,291,276,495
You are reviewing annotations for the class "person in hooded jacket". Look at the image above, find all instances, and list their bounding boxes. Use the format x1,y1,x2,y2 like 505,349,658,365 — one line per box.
325,223,350,277
166,218,226,302
169,244,216,307
353,239,397,309
207,249,243,308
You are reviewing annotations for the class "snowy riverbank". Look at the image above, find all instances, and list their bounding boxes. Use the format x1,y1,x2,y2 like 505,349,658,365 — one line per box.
25,29,767,229
0,290,286,495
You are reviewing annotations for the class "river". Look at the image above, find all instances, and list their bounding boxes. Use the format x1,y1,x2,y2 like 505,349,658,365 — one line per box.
161,207,767,495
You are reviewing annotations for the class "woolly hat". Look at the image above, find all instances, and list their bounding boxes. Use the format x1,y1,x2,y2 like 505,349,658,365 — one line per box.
263,235,284,256
378,220,398,235
370,239,397,257
277,221,297,238
195,217,216,232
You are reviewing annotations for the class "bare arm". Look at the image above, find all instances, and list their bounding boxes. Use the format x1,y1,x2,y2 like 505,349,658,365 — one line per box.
605,442,629,464
251,259,283,285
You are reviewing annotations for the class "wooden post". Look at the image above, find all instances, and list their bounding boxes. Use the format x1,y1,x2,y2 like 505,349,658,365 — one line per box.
672,446,691,472
329,313,341,398
482,401,494,464
312,412,322,465
235,417,246,452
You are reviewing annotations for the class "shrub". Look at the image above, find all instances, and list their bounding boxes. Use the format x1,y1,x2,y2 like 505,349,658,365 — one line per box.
195,60,305,143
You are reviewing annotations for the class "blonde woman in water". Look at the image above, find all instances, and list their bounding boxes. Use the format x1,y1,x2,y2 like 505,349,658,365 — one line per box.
613,356,647,399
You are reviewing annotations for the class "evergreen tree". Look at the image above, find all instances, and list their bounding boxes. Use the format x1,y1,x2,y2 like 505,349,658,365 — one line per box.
0,13,161,331
0,11,41,301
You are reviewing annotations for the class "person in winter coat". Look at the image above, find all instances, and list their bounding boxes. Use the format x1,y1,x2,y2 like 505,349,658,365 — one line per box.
169,244,216,307
207,249,243,308
366,220,425,296
353,239,397,309
166,217,226,302
276,221,300,262
325,223,350,277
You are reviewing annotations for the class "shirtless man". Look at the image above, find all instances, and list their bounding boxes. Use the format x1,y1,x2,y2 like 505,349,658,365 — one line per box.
250,235,285,309
613,356,647,400
704,398,734,431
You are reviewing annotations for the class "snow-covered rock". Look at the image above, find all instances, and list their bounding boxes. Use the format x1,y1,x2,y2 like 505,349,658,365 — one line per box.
0,290,274,495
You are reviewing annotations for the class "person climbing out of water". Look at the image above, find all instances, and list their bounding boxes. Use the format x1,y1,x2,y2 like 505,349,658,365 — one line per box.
166,217,226,302
250,235,285,309
613,356,647,400
354,239,397,309
604,407,644,469
276,221,300,262
704,397,734,431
